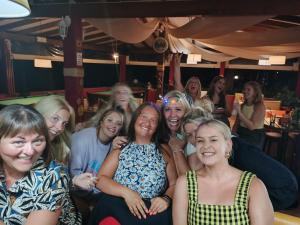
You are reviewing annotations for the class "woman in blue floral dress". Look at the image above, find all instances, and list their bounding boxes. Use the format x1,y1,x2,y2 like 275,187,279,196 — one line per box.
89,102,177,225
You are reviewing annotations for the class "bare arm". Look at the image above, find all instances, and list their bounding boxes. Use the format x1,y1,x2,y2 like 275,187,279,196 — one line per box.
173,54,184,92
236,103,266,130
173,175,188,225
164,149,178,198
25,209,61,225
149,147,178,215
96,150,130,197
96,150,148,219
168,136,190,175
248,177,274,225
0,221,5,225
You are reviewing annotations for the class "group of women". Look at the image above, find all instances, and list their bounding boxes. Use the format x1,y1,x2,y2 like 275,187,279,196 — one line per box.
0,74,298,225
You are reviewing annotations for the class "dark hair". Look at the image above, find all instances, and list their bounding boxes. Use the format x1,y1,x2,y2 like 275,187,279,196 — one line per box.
207,76,226,106
96,106,127,137
0,104,51,164
127,102,161,145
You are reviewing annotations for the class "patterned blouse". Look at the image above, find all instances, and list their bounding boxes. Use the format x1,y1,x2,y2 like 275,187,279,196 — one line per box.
113,143,167,199
0,158,81,225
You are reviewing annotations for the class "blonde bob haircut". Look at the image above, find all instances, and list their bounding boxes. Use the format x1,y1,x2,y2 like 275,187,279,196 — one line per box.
196,118,232,141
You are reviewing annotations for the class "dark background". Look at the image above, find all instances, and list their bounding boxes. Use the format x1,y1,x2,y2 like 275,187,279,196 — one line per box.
1,60,298,98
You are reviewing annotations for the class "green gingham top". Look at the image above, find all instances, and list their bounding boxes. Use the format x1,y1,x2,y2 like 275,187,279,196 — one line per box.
187,170,255,225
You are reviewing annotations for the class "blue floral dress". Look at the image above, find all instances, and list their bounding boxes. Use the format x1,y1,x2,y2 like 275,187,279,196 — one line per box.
89,142,173,225
113,142,167,199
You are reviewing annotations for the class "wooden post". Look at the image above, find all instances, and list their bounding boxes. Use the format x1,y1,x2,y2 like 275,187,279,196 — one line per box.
63,16,84,122
168,54,175,91
219,61,226,77
156,55,165,97
3,39,15,96
119,55,127,82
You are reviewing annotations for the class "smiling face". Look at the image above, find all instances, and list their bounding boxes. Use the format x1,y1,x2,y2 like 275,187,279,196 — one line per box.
0,132,46,179
195,124,232,166
134,106,159,142
163,97,186,134
45,109,70,141
100,111,123,141
243,84,255,103
114,86,131,109
214,78,225,94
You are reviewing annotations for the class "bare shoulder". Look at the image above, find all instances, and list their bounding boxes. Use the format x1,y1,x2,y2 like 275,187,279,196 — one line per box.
177,174,187,182
249,176,268,196
175,174,188,194
159,144,173,161
254,102,266,111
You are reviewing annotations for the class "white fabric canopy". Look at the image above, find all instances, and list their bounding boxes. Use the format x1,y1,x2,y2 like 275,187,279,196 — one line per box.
86,16,300,62
167,16,271,39
86,18,159,44
198,41,300,60
198,26,300,47
168,35,236,62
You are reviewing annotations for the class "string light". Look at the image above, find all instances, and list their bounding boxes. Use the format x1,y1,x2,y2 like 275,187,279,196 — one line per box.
112,52,119,63
112,39,119,63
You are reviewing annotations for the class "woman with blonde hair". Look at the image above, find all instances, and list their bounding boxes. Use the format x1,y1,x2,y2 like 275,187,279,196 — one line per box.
173,118,273,225
34,95,75,164
173,54,203,106
181,107,213,170
160,90,191,175
82,82,138,131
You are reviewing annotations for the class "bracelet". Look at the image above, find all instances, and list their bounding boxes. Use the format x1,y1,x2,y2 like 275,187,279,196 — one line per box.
172,149,184,153
161,195,172,206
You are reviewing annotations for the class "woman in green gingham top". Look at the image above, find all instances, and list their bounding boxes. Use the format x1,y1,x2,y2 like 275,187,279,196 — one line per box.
173,118,273,225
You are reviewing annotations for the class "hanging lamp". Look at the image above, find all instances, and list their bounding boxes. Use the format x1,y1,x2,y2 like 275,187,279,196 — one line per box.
0,0,31,18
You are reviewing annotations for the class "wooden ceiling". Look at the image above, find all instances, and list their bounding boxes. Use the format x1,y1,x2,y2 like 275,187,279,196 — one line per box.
0,0,300,58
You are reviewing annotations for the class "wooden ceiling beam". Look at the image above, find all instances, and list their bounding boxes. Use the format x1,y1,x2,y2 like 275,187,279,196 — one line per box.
30,0,300,18
0,31,130,54
0,31,62,46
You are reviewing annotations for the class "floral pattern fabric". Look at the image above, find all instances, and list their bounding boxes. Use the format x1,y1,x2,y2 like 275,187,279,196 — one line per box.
113,143,167,199
0,158,81,225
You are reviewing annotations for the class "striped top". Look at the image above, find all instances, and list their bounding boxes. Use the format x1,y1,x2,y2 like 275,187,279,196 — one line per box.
187,170,255,225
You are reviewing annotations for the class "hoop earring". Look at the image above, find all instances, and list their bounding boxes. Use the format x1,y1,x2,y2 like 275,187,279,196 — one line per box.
225,151,231,159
